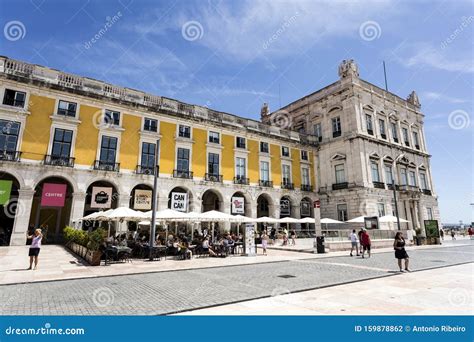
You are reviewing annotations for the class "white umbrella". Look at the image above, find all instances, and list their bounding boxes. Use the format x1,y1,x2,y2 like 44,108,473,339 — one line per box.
106,207,146,221
321,218,345,224
82,209,114,221
379,215,409,223
255,216,280,223
278,217,300,223
144,208,189,221
298,217,316,224
231,215,254,223
197,210,234,222
346,216,367,223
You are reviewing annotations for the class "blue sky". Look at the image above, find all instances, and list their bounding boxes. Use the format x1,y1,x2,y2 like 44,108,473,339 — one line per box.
1,0,472,223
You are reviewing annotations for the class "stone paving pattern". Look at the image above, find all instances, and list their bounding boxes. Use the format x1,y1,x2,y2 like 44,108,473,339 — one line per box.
0,244,472,315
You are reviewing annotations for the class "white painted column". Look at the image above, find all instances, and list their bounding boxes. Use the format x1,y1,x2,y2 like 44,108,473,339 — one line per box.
69,191,86,228
9,189,35,246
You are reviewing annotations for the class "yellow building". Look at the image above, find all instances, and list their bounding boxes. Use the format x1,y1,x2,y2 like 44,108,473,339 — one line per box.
0,57,318,246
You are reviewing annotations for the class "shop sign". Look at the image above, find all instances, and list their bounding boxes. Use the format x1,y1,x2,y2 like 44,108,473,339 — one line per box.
231,196,245,214
91,187,112,208
364,216,379,230
134,189,152,210
424,220,440,238
41,183,67,207
280,198,290,215
0,180,12,205
301,200,311,217
171,192,187,212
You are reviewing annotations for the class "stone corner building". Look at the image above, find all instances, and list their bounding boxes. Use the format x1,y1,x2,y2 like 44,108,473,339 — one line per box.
262,59,440,230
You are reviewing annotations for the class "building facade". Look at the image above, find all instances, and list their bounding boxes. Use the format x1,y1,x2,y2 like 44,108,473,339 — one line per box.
262,60,440,231
0,57,318,246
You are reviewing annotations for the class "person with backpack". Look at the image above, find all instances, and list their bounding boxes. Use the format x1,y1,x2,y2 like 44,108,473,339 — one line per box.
360,228,371,258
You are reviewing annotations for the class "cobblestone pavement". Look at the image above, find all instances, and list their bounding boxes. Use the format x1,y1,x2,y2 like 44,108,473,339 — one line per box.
1,244,472,315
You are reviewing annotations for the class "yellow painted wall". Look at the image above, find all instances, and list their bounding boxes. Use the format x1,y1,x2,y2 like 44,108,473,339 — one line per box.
221,134,234,181
119,113,141,170
74,104,100,165
291,148,301,188
247,139,259,183
159,121,176,174
22,94,54,160
270,144,281,185
192,128,207,177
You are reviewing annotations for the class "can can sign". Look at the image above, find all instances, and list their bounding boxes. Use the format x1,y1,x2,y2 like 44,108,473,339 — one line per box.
313,200,320,208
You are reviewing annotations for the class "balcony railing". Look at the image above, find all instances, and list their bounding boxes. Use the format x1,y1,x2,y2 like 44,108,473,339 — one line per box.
44,155,75,167
0,150,21,162
136,165,157,175
281,182,294,190
393,137,399,143
387,183,399,190
367,129,374,136
205,173,223,182
173,169,193,179
404,141,410,147
234,177,249,185
373,181,385,189
94,160,120,172
422,189,432,196
332,182,348,190
259,180,273,187
333,131,342,138
301,184,313,192
381,133,387,140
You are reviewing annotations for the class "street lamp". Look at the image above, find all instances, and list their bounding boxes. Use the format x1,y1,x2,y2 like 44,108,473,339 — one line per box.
148,140,160,260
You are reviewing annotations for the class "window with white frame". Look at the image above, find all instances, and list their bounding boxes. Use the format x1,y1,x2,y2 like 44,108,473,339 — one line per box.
385,164,393,185
141,142,156,168
260,161,269,181
337,204,348,221
426,207,433,220
99,136,118,164
0,120,20,152
332,117,342,136
366,114,373,134
408,170,416,186
379,119,386,138
57,100,77,117
3,89,26,108
260,141,269,153
208,152,219,175
402,127,409,145
282,164,291,185
313,123,322,138
335,164,345,183
177,148,190,171
301,150,308,161
51,128,73,159
208,131,220,144
178,125,191,138
400,167,408,185
420,172,428,190
104,110,120,126
236,136,246,149
281,146,290,157
391,122,398,142
301,167,310,186
236,157,246,178
144,118,158,132
413,131,420,149
377,203,386,217
371,161,380,182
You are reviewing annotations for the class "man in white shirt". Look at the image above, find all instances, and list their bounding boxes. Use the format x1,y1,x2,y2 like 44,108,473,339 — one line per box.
349,229,359,257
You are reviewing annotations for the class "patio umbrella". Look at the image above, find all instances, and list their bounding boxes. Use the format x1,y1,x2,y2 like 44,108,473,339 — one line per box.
320,217,346,235
298,217,316,224
379,215,410,223
346,216,367,223
255,216,280,223
105,207,146,221
278,217,300,224
144,208,189,221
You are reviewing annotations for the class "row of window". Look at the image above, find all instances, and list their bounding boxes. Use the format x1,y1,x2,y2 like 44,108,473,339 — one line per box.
311,114,422,151
336,202,434,222
0,119,312,188
2,88,310,161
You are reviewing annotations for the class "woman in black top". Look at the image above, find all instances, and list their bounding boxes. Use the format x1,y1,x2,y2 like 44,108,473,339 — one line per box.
394,232,410,272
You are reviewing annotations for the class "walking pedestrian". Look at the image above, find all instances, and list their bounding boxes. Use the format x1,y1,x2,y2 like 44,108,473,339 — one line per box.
468,227,473,240
290,229,297,246
358,228,364,254
26,229,43,270
439,228,444,241
261,231,268,255
360,228,371,258
451,230,456,240
269,227,276,245
349,229,359,256
394,231,410,272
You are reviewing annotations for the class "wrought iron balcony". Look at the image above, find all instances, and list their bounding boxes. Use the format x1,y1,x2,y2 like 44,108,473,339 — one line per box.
281,182,294,190
301,184,313,192
373,181,385,189
332,182,348,190
333,131,342,138
381,133,387,140
233,177,249,185
44,155,75,167
0,150,21,162
173,169,193,179
136,165,157,175
205,173,223,182
387,183,399,190
393,137,399,143
367,129,374,136
422,189,432,196
94,160,120,172
259,180,273,187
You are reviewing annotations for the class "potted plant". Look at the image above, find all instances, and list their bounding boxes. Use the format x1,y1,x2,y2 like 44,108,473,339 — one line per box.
414,228,426,246
85,228,106,266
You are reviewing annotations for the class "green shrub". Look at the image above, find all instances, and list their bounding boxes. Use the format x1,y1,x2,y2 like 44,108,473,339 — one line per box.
63,226,89,247
87,228,106,251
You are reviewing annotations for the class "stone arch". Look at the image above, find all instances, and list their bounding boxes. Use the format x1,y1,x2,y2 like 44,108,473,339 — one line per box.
33,171,78,193
229,191,253,216
0,171,22,245
201,188,224,212
0,167,25,189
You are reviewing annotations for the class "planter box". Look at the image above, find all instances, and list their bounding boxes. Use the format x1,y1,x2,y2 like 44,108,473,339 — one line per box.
66,241,101,266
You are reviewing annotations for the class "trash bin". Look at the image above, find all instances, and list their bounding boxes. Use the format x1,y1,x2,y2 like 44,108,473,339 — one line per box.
316,236,325,254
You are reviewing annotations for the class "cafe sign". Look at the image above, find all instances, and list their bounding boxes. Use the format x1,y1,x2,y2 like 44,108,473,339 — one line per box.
0,180,12,205
171,192,187,212
280,198,290,216
41,183,67,207
231,196,245,214
91,186,112,208
134,189,152,210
